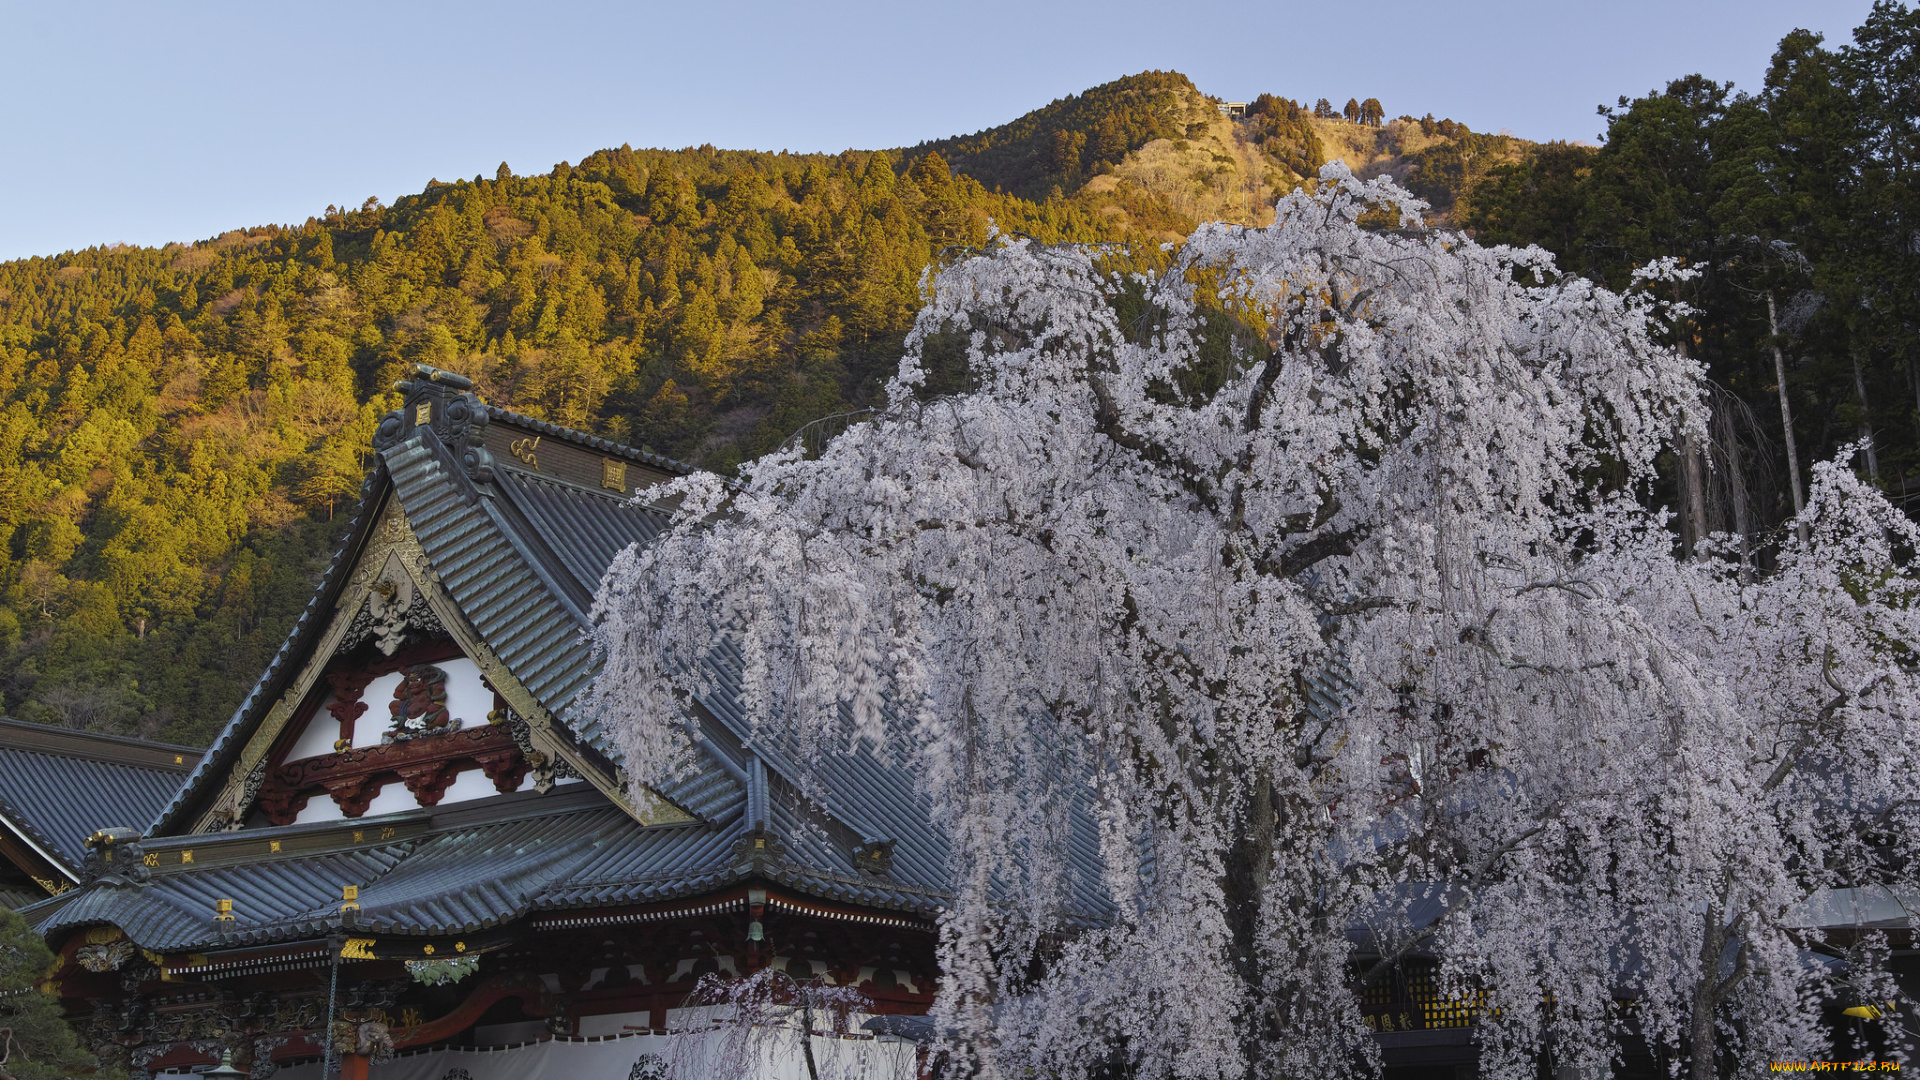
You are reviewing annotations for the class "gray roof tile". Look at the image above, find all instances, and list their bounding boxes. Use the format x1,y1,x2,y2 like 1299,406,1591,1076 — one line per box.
59,406,1118,947
33,790,947,951
0,741,194,871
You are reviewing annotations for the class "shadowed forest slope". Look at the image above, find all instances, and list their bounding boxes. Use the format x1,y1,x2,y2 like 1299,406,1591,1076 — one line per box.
0,149,1140,744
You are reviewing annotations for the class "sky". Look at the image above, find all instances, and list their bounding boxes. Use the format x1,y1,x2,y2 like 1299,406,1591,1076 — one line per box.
0,0,1884,261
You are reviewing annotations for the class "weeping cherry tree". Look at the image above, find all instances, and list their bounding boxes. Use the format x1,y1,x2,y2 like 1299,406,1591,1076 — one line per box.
589,165,1920,1079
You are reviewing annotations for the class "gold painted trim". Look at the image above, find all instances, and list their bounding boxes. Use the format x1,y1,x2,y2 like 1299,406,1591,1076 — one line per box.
193,492,403,832
194,493,689,832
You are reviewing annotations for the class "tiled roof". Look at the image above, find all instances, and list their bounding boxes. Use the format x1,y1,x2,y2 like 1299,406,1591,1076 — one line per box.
484,406,697,476
31,782,944,952
0,882,46,910
384,436,602,738
41,839,410,950
0,721,196,873
63,394,1000,946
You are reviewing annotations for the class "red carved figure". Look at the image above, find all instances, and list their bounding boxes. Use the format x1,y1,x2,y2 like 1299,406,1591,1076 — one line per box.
388,664,452,738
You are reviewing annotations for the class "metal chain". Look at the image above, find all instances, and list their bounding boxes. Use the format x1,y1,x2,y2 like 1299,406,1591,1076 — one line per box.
322,946,339,1079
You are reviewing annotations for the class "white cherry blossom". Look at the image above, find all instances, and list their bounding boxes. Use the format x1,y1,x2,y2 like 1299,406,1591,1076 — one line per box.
590,165,1920,1080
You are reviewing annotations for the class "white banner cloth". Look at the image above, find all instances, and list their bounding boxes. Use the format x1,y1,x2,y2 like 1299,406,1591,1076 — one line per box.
240,1030,919,1080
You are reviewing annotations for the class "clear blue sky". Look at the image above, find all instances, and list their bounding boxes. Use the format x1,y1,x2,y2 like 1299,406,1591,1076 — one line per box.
0,0,1882,261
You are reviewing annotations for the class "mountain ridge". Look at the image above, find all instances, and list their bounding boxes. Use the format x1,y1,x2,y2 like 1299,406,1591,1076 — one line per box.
904,71,1534,232
0,71,1537,747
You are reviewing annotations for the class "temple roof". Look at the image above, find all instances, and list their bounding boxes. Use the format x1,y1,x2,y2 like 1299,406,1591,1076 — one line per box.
30,779,948,953
147,393,699,836
0,719,196,900
35,366,1066,948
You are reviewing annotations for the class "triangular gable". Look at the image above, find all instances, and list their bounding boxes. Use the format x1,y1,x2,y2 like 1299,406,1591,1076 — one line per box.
149,364,959,910
151,366,717,837
186,490,691,833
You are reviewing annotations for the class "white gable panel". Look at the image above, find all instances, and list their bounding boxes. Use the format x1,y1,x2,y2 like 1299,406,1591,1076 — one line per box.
357,782,418,817
283,655,489,764
438,657,493,728
351,659,490,748
350,672,406,749
282,696,343,762
292,796,345,826
438,766,504,806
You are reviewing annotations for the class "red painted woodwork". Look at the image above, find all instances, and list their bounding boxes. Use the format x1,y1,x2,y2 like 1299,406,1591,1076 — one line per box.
473,747,531,793
321,773,379,817
395,759,456,806
323,671,377,747
389,973,555,1049
256,725,525,824
253,785,313,824
259,638,470,792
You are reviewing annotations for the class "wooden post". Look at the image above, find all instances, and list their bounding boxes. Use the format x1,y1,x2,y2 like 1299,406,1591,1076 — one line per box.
339,1053,371,1080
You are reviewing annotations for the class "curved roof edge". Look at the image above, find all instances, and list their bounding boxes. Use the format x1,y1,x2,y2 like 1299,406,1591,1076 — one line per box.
149,469,386,836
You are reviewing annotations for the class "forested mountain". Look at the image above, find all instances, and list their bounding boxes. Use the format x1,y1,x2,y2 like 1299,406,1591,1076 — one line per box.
907,71,1198,199
1466,2,1920,553
3,4,1915,747
0,148,1143,745
915,72,1523,234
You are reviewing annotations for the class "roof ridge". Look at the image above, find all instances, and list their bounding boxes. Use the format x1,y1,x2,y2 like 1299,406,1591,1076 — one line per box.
0,717,201,769
483,405,697,475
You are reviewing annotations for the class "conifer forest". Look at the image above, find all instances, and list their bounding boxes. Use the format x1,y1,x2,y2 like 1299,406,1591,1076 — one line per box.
0,5,1917,758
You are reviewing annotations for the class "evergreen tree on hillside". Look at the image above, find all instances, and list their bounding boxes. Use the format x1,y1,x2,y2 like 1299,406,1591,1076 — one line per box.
0,140,1139,745
0,909,111,1080
1465,2,1920,555
1245,94,1325,177
903,71,1194,198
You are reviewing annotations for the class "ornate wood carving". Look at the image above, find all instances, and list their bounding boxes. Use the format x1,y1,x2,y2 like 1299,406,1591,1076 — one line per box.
253,784,313,826
394,761,456,806
383,664,454,740
325,672,377,746
255,726,523,825
321,774,379,818
472,748,530,794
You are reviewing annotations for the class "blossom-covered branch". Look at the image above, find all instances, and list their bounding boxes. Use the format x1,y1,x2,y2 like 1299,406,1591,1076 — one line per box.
590,165,1920,1080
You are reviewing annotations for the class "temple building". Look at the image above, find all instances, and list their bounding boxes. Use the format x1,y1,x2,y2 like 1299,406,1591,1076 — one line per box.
23,368,945,1079
18,365,1910,1079
0,719,197,910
